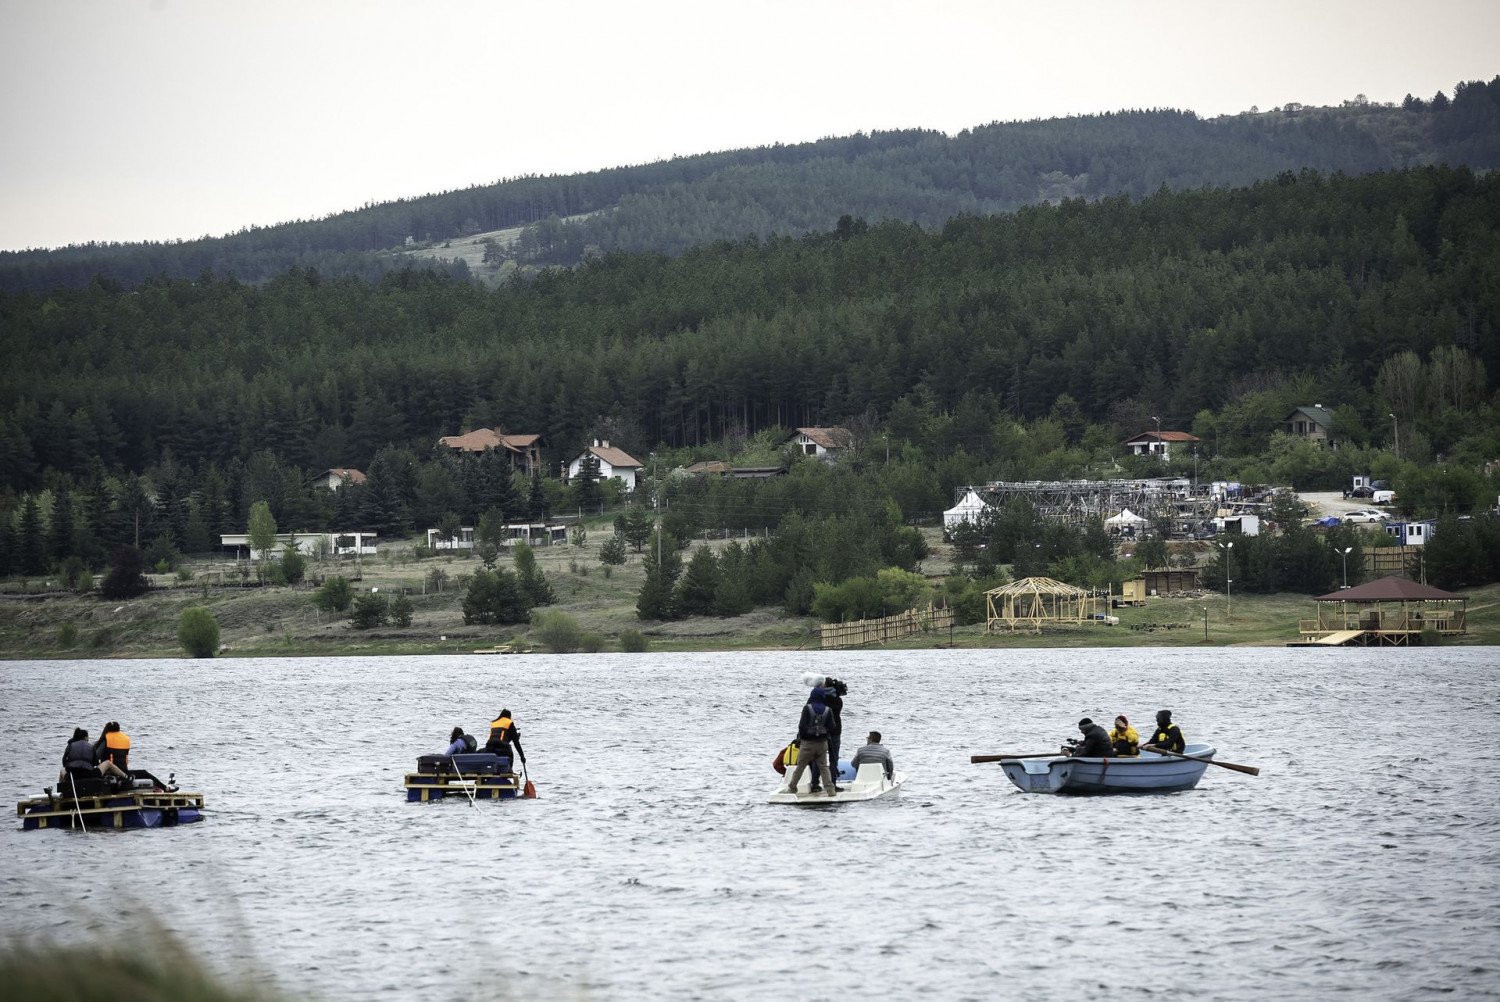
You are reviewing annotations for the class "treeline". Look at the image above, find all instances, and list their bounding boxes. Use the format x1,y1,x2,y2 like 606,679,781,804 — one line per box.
4,80,1499,291
4,166,1497,497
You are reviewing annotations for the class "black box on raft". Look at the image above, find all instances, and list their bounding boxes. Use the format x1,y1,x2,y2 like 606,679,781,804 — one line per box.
414,753,511,775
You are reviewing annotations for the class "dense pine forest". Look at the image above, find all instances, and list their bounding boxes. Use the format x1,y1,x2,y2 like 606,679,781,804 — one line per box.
3,163,1497,516
3,80,1498,292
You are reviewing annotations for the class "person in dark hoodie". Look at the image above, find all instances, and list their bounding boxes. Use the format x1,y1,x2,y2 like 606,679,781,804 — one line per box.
781,688,836,796
1063,717,1112,758
1143,709,1185,753
810,677,846,793
484,709,526,768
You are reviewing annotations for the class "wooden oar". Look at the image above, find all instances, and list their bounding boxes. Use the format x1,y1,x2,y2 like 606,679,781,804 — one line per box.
970,752,1062,763
1145,746,1260,776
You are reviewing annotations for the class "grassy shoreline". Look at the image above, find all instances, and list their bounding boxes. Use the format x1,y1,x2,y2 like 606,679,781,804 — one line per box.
5,526,1497,659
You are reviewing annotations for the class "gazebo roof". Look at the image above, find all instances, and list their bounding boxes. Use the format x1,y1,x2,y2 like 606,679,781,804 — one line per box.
984,576,1089,598
1314,575,1465,603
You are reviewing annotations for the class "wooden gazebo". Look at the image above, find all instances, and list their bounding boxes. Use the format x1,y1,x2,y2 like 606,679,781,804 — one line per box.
1296,575,1467,646
985,577,1103,633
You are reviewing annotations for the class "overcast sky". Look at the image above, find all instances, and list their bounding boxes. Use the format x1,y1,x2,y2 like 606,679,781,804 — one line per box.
1,0,1495,251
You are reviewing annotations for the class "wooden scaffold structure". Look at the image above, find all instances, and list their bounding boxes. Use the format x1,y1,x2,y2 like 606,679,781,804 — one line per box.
984,577,1103,633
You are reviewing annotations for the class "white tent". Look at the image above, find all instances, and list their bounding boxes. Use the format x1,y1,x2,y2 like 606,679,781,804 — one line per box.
1105,508,1148,528
944,490,994,531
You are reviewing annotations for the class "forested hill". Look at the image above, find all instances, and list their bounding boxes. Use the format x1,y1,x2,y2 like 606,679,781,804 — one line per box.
3,80,1499,293
2,165,1497,499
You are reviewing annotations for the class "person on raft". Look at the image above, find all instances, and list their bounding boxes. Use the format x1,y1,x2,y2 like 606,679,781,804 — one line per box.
1110,714,1140,757
91,721,171,790
484,710,526,768
440,727,478,756
58,727,128,787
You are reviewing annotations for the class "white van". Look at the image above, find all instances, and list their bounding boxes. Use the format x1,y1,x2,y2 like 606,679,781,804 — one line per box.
1372,489,1396,505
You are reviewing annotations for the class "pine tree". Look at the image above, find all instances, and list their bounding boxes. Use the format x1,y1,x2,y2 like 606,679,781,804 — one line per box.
635,532,682,620
19,496,48,575
675,545,720,617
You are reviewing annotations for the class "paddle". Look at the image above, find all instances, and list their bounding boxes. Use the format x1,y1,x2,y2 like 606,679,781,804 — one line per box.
1145,745,1261,776
521,761,536,799
970,752,1063,763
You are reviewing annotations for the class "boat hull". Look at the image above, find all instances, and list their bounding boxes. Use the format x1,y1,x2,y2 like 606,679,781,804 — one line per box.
999,744,1215,794
768,764,905,805
17,790,205,831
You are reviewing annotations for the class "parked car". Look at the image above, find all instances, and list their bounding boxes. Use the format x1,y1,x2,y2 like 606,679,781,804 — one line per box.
1372,489,1396,504
1343,509,1387,524
1349,485,1375,499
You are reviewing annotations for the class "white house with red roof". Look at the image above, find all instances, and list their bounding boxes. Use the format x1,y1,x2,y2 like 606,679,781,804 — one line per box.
1122,430,1201,461
315,468,366,491
566,440,645,491
784,426,853,461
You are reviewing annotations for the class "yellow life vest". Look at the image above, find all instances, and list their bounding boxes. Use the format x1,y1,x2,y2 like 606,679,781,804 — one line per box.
488,716,514,745
781,743,799,767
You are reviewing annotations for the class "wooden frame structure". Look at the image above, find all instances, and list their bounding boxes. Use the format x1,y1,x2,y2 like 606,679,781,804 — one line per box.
985,577,1103,633
1295,575,1467,646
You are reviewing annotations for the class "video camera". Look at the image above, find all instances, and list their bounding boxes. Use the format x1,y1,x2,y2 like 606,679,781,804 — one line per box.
825,677,848,697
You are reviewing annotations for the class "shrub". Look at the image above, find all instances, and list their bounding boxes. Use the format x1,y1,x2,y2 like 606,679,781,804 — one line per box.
76,568,95,594
426,567,449,593
90,628,115,649
462,568,529,625
531,609,583,653
176,566,195,583
279,544,307,585
389,592,414,628
599,533,627,566
579,632,604,653
57,622,78,649
351,592,389,629
619,629,648,653
177,607,221,657
313,576,353,612
99,545,150,599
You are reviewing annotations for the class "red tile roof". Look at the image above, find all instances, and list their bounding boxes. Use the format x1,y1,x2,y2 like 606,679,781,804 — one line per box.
1124,431,1201,443
324,468,366,484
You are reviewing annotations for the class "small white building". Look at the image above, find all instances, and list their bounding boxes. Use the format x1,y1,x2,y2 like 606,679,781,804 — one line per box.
784,426,853,461
1385,521,1433,547
566,440,644,491
1122,430,1201,461
426,527,475,551
315,468,366,491
220,531,377,560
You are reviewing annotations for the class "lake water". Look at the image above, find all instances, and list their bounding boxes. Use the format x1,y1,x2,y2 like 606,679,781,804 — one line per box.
2,648,1498,1001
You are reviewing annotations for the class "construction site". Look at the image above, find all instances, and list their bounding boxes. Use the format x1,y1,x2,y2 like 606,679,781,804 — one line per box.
946,478,1275,540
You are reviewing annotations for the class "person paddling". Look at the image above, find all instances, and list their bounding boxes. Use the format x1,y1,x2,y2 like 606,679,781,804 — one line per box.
1143,709,1185,753
1062,717,1112,758
484,709,526,769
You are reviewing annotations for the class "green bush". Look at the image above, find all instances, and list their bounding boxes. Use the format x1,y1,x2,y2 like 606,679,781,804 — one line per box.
351,593,389,629
619,628,648,653
389,592,414,628
579,632,605,653
279,544,307,585
56,622,77,649
177,607,221,658
531,609,583,653
313,576,353,612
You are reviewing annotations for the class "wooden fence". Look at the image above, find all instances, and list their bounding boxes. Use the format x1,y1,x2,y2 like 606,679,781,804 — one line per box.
1365,545,1422,579
819,604,955,650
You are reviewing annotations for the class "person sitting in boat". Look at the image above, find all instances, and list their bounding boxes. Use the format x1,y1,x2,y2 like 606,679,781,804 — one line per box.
850,730,894,780
1143,709,1185,753
1109,714,1140,757
58,727,128,786
484,710,526,768
440,726,478,756
1062,718,1112,758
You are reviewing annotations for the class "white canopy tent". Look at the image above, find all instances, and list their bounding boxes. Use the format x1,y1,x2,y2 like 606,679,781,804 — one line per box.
943,490,995,531
1105,508,1148,528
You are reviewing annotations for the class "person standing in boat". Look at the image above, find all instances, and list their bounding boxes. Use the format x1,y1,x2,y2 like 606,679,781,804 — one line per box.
1143,709,1185,753
782,689,836,797
1063,718,1112,757
1109,714,1140,757
811,678,846,794
440,726,478,756
850,731,895,780
484,710,526,769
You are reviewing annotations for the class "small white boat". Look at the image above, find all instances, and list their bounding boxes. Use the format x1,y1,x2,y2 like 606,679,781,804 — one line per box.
999,742,1216,794
768,762,905,805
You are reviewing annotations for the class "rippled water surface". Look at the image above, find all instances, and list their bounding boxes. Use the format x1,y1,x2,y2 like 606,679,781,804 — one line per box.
3,648,1498,1001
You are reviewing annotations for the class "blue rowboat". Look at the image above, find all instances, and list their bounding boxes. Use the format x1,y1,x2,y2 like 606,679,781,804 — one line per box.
999,742,1216,794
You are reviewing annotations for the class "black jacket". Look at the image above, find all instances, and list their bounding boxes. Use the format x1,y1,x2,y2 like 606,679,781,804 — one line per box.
797,701,833,742
1148,722,1185,753
1072,723,1112,758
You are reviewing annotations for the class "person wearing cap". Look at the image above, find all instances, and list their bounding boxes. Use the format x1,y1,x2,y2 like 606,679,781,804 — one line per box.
1063,717,1112,758
1109,714,1140,757
1143,709,1185,753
